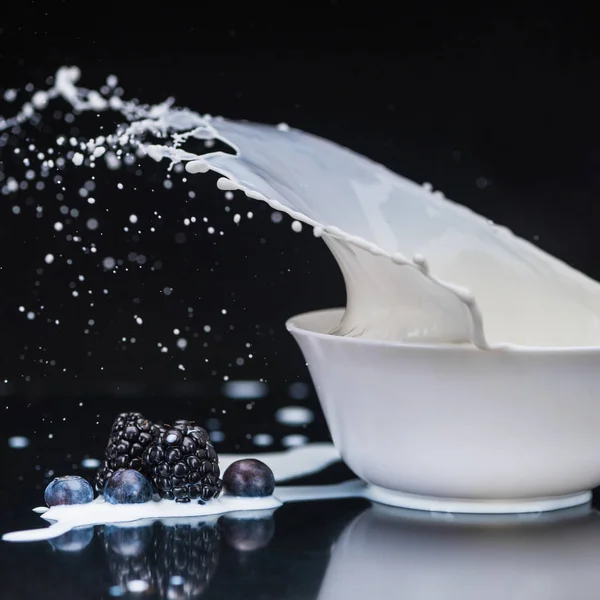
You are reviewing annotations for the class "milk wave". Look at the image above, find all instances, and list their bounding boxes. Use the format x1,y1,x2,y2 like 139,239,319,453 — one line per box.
3,66,599,348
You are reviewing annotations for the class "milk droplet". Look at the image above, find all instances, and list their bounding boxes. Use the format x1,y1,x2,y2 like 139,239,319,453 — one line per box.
222,380,268,399
253,433,274,447
282,434,309,448
102,257,116,270
8,436,30,449
275,406,315,426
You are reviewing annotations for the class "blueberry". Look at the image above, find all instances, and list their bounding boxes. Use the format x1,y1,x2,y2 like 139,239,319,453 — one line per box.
104,469,153,505
222,459,275,497
44,476,94,507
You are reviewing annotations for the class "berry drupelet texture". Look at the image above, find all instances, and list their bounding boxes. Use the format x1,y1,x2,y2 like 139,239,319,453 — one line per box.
143,420,222,503
95,412,164,494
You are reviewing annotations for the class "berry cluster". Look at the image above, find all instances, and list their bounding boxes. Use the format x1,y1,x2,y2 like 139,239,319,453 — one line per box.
96,413,222,504
103,521,221,596
44,412,276,509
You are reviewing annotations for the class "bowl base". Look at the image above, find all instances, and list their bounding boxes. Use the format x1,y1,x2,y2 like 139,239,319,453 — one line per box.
365,485,592,514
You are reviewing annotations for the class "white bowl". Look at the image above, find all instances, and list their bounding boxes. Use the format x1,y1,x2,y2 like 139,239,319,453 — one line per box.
318,504,600,599
286,308,600,513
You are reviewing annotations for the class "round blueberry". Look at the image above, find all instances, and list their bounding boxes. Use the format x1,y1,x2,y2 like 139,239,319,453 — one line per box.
44,476,94,507
222,459,275,498
104,469,153,505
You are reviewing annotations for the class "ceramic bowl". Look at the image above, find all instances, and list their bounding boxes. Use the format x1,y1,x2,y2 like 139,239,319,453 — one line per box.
286,308,600,513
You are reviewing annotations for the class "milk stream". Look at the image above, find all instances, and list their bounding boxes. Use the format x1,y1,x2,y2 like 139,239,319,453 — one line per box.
2,443,364,543
3,66,600,348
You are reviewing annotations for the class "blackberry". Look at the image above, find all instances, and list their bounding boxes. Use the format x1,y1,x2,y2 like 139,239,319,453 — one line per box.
143,420,222,503
95,412,164,494
153,521,221,598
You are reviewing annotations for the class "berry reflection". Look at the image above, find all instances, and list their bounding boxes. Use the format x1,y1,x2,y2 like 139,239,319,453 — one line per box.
102,518,222,598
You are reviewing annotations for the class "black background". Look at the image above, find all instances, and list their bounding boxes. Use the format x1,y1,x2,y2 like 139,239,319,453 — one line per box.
2,3,600,598
2,4,600,395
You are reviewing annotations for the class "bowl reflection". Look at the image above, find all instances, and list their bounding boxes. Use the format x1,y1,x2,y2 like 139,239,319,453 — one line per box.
318,503,600,600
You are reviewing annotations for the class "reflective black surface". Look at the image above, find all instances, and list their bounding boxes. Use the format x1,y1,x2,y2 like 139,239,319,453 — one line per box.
4,3,600,598
0,391,361,599
3,395,600,599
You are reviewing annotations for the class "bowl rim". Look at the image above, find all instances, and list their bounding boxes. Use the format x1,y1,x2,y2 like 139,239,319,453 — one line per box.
285,307,600,355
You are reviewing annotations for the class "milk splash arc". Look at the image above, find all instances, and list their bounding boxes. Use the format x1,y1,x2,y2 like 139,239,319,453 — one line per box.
4,66,600,350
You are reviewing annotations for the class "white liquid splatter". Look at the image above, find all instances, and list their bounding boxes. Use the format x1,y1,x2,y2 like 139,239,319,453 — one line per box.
2,443,342,542
8,436,30,449
275,406,315,426
4,66,600,349
222,380,268,399
282,434,309,448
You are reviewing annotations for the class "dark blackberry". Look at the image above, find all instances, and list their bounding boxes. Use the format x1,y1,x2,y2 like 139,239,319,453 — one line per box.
153,521,221,598
95,412,164,494
143,421,222,503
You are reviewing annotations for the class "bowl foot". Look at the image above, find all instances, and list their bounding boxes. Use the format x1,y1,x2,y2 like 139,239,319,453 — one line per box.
365,485,592,514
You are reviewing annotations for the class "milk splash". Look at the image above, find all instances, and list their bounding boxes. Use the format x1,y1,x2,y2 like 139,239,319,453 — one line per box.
4,66,600,349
